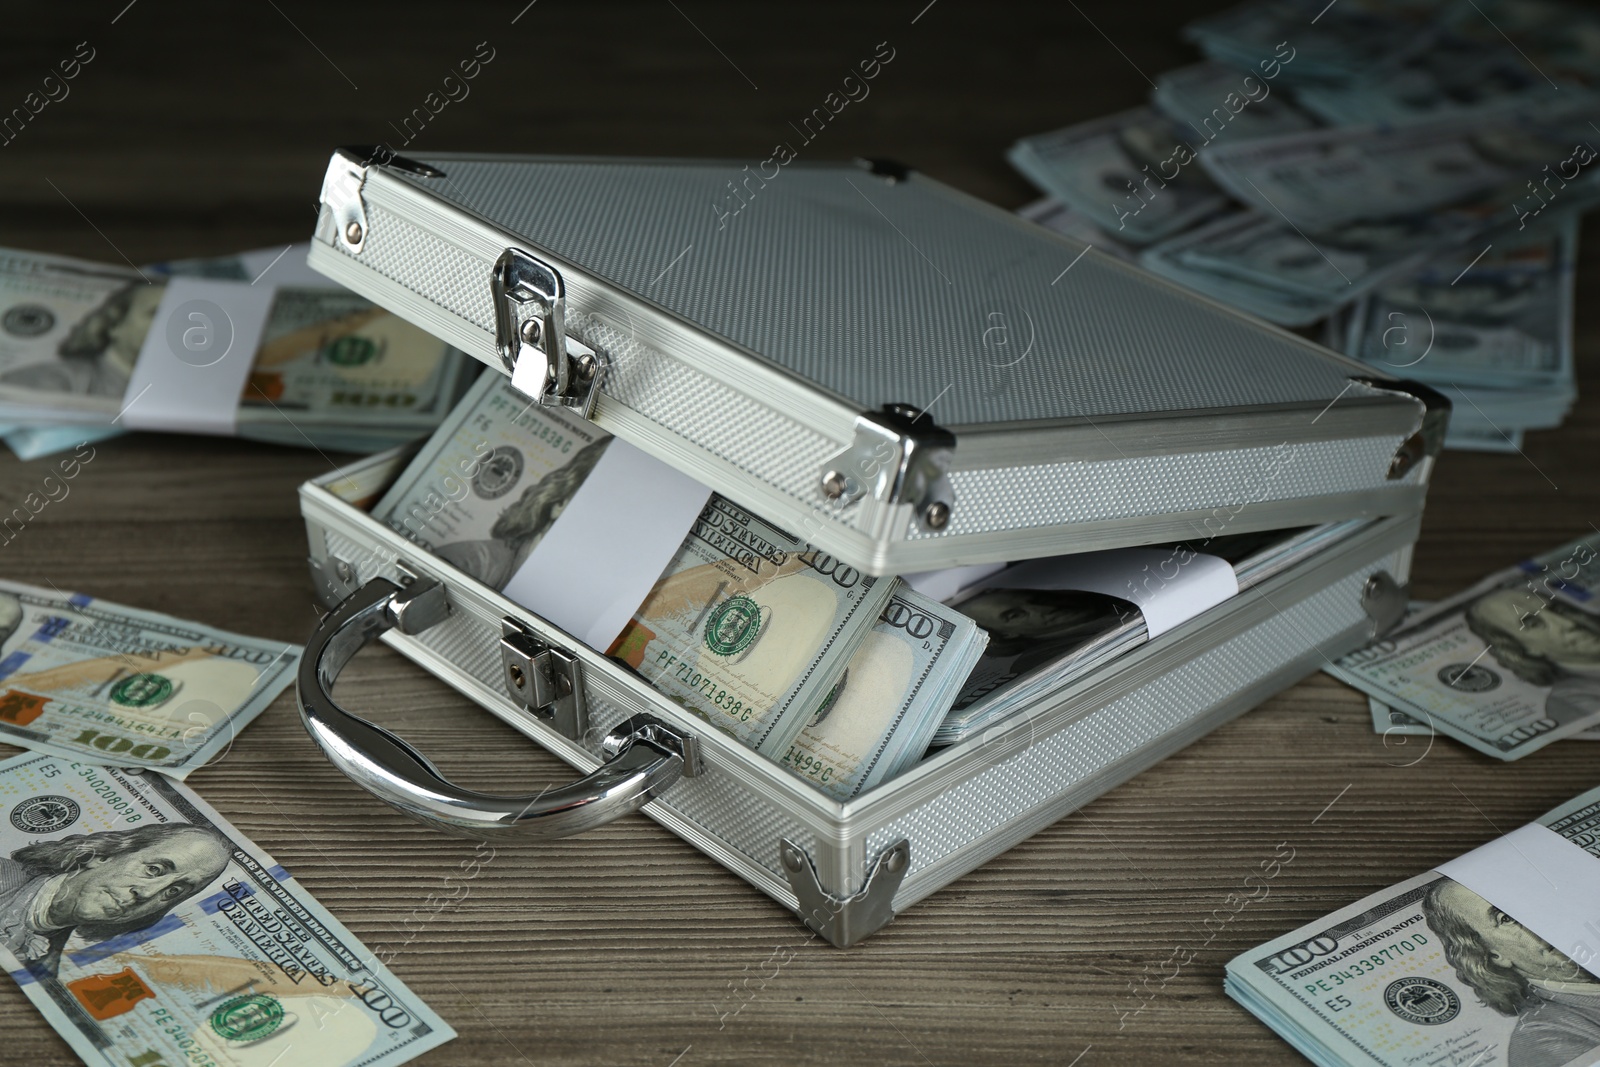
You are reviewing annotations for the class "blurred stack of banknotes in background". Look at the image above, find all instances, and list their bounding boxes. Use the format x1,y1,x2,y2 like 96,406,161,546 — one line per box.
0,243,475,459
1325,532,1600,758
1009,0,1598,452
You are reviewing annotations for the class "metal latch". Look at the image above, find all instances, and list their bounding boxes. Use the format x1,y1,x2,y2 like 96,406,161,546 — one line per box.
1362,570,1408,638
499,618,587,742
321,145,446,254
308,555,361,609
779,837,910,948
819,404,956,531
491,247,606,418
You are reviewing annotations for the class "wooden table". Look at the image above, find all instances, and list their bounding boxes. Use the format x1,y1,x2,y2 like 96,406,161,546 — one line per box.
3,2,1596,1064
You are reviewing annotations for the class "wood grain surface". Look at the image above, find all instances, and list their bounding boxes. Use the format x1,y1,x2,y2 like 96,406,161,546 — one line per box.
2,2,1597,1064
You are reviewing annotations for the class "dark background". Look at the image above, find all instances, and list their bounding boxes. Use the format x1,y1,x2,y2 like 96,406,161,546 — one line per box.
3,2,1598,1065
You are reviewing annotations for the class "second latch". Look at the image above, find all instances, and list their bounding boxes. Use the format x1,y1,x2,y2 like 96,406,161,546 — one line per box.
499,618,588,742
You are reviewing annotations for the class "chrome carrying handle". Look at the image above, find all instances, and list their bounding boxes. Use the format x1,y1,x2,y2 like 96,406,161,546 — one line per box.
297,576,694,839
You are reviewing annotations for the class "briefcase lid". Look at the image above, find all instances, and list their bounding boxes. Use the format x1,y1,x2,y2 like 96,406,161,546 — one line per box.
308,149,1444,576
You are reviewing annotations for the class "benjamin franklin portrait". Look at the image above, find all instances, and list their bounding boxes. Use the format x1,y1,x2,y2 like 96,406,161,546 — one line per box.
1463,589,1600,719
0,823,230,977
1423,876,1600,1067
435,435,612,589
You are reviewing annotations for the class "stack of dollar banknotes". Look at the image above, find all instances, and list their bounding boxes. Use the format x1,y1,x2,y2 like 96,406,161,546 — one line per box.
370,369,1414,800
0,243,476,459
1228,784,1600,1067
1010,0,1598,453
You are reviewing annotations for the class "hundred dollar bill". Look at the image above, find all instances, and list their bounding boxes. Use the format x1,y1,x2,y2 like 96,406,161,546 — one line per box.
1362,601,1600,741
1185,0,1445,84
1140,209,1445,326
1341,217,1578,445
0,579,298,778
1197,103,1600,231
609,496,893,755
1152,62,1319,142
1007,108,1231,245
0,752,454,1067
374,370,611,589
1294,42,1590,127
1328,533,1600,760
0,246,472,449
0,248,143,420
378,371,895,755
1226,783,1600,1067
149,247,473,439
1142,182,1595,329
776,586,986,800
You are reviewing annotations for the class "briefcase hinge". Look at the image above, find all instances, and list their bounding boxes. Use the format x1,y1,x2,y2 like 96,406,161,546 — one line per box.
780,838,909,948
323,146,448,255
1349,377,1452,480
499,618,588,742
322,151,372,254
819,405,956,532
491,248,606,419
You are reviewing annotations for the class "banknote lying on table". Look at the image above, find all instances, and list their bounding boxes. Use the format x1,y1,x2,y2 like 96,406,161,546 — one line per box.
1228,782,1600,1067
0,752,453,1067
1328,533,1600,760
0,578,298,778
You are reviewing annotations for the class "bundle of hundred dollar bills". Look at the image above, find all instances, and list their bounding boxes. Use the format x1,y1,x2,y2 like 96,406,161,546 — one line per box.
1228,783,1600,1067
1009,0,1600,451
1327,533,1600,759
0,244,474,459
372,370,989,800
372,369,1388,798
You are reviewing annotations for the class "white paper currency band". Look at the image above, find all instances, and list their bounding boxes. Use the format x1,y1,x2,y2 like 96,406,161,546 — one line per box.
123,278,275,436
1435,822,1600,980
502,437,712,651
986,548,1238,638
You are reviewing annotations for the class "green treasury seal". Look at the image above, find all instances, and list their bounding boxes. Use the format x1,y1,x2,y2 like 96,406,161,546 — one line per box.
210,993,286,1043
109,673,175,708
705,595,763,656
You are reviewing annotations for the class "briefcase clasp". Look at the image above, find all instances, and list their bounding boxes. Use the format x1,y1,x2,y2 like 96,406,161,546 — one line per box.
491,247,606,418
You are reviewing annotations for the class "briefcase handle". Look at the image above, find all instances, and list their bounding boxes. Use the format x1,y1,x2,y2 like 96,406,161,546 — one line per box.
297,577,694,839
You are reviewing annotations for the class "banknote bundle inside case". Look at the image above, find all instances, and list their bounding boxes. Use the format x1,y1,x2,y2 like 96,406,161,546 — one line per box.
370,369,1393,801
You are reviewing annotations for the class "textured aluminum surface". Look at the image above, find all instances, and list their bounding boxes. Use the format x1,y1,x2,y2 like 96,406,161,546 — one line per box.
382,156,1365,427
302,454,1417,930
874,559,1396,904
309,155,1431,574
928,435,1412,539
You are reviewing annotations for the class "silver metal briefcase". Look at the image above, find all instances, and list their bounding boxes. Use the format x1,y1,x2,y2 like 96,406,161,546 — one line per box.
294,147,1445,946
